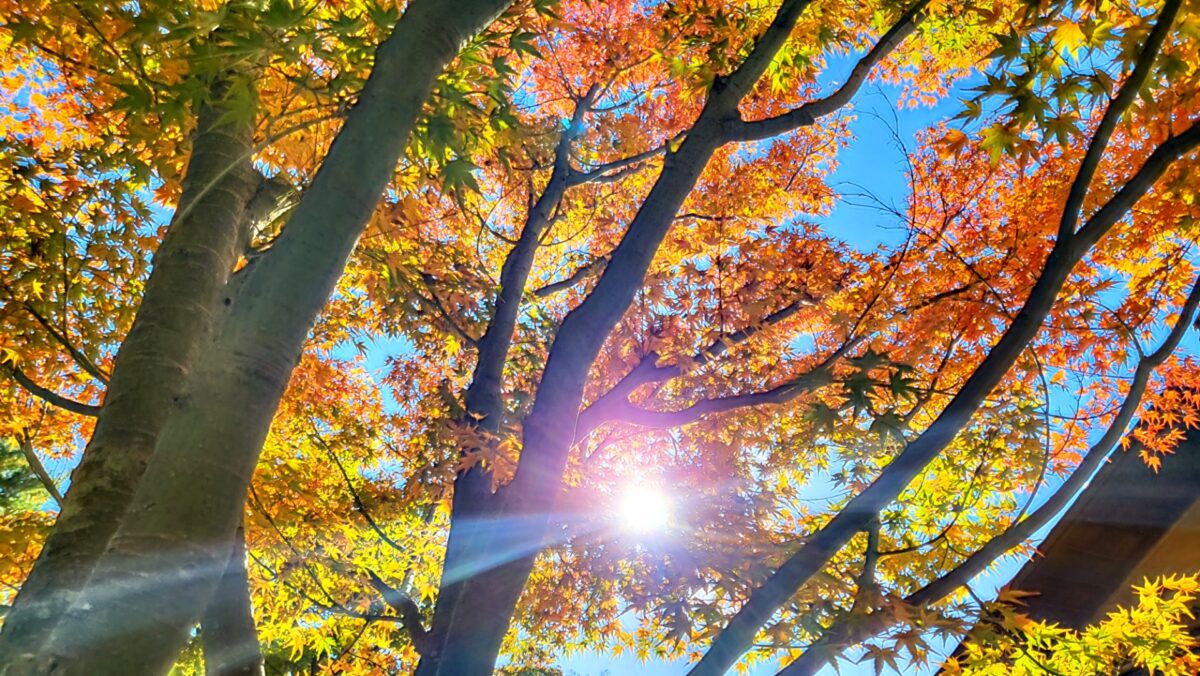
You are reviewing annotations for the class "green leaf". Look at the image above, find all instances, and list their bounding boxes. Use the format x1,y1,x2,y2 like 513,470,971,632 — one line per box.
261,0,305,30
112,83,153,113
509,31,542,58
442,157,481,195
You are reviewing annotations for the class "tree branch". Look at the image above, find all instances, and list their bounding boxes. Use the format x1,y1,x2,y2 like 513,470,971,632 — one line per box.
309,429,407,556
365,570,431,656
713,0,821,103
565,136,677,187
575,298,831,438
1056,0,1182,241
689,110,1200,676
16,300,110,385
777,275,1200,676
6,365,100,417
1074,119,1200,247
465,83,600,426
694,297,817,365
533,255,610,298
605,369,833,429
18,433,64,507
414,273,480,349
584,337,857,433
245,549,410,630
723,0,931,143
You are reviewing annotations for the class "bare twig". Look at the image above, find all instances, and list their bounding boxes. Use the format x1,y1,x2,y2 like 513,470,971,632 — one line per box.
18,432,64,507
6,365,100,417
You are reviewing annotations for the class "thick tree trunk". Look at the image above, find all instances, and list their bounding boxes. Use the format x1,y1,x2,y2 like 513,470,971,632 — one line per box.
0,76,260,669
201,527,263,676
20,3,511,674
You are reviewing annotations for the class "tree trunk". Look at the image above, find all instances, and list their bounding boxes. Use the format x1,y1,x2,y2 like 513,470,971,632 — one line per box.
202,527,263,676
20,3,512,674
0,74,260,669
414,545,535,676
419,102,587,668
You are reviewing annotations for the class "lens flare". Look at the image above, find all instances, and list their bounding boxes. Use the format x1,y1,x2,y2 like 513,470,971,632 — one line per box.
618,484,671,533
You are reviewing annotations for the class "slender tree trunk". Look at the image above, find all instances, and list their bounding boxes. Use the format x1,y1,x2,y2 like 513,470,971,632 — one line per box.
202,527,263,676
420,95,589,668
0,75,260,670
21,3,511,674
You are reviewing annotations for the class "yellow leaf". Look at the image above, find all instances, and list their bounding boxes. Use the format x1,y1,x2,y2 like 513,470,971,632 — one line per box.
1053,21,1086,57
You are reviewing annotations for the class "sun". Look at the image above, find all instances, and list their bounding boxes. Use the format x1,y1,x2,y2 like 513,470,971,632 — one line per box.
617,484,671,533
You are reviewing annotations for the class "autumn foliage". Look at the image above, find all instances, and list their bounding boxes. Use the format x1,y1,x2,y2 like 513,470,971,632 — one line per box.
1,0,1199,674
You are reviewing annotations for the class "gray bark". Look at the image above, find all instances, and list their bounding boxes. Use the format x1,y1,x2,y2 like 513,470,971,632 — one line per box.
202,527,263,676
0,74,260,671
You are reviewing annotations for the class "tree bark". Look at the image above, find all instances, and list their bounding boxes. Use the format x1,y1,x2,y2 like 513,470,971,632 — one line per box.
0,74,260,669
20,2,512,674
420,91,594,669
202,527,263,676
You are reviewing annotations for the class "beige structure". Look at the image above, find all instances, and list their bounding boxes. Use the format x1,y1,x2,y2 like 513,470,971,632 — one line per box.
1004,427,1200,628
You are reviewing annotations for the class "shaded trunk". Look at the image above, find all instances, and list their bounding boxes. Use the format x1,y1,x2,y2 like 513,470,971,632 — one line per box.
414,541,536,676
0,75,260,668
419,95,589,669
202,527,263,676
24,2,512,673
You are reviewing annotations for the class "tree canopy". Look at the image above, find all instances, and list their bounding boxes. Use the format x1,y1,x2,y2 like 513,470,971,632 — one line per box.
1,0,1199,674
